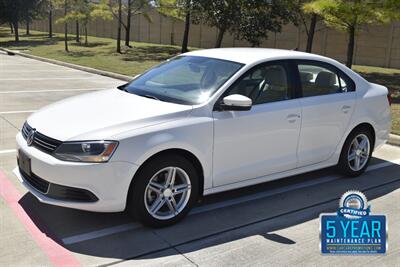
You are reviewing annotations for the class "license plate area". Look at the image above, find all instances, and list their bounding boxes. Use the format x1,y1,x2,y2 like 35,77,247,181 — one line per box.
18,150,31,176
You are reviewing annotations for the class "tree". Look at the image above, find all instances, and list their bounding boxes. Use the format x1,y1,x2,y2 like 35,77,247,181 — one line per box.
181,1,190,52
54,0,72,51
48,0,53,38
197,0,296,48
197,0,237,48
89,1,114,45
86,0,112,45
63,0,69,52
304,13,318,52
117,0,122,53
200,0,295,47
291,0,321,52
125,0,151,47
100,0,126,53
126,0,133,47
56,0,112,46
104,0,151,51
76,20,80,43
384,0,400,19
24,0,47,36
157,0,200,53
0,0,45,41
304,0,390,68
232,0,298,47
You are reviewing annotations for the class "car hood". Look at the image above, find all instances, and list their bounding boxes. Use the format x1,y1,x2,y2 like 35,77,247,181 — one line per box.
27,89,193,141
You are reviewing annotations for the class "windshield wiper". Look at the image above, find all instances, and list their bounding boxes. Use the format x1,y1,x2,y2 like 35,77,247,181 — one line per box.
141,94,161,101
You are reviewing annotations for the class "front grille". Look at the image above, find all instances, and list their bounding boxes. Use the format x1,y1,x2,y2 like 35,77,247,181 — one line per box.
22,122,62,154
19,167,50,194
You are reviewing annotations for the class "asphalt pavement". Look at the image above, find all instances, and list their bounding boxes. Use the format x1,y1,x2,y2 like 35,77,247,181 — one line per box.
0,52,399,266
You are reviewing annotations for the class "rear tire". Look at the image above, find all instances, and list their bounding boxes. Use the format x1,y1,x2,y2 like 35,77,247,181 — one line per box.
127,154,199,227
337,127,373,177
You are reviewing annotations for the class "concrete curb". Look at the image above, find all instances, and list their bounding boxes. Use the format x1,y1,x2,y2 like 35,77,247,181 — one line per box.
0,47,133,82
388,134,400,146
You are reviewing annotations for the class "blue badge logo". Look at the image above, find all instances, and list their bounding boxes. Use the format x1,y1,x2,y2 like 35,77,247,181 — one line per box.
320,190,387,254
338,191,370,218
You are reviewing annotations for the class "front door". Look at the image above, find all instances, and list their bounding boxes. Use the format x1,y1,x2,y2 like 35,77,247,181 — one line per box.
212,61,302,187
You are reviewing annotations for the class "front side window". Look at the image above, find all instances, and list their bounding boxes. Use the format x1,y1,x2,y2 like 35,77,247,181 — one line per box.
122,56,243,105
227,63,289,105
298,63,354,97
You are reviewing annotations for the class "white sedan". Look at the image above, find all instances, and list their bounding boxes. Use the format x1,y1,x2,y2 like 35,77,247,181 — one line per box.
15,48,391,227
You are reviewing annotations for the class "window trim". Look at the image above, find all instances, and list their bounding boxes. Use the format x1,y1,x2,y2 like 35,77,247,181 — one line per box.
214,60,296,111
294,59,356,98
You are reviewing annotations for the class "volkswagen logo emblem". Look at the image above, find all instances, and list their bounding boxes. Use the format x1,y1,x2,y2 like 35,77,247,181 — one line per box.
26,129,36,146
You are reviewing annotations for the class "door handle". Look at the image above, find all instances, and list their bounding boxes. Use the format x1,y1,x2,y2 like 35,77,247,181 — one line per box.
287,114,300,123
341,105,351,114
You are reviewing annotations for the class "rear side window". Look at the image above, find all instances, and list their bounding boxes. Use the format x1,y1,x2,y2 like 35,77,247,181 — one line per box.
297,62,355,97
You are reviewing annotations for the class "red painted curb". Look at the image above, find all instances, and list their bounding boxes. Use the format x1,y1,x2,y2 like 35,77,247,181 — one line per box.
0,170,81,267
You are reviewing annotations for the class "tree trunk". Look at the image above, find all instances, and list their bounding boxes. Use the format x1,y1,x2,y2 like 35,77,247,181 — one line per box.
117,0,122,53
85,23,88,46
181,11,190,53
215,28,225,48
76,20,80,43
48,4,53,38
64,22,69,52
26,21,30,35
64,1,69,52
306,14,317,53
9,22,13,34
13,22,19,42
125,0,132,47
346,26,355,68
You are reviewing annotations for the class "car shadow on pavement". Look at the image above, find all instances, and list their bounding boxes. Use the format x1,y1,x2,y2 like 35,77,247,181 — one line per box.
18,157,400,262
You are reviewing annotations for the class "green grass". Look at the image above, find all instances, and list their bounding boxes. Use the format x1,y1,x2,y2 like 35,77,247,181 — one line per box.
353,65,400,100
0,27,184,76
352,65,400,135
391,105,400,135
1,27,399,135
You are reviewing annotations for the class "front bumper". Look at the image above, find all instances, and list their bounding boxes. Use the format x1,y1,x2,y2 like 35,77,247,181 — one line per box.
15,132,139,212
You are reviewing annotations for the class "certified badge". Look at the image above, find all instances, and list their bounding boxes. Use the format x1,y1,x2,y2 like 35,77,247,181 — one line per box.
320,190,387,254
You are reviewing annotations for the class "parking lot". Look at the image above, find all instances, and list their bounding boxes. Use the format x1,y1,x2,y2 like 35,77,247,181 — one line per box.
0,52,399,266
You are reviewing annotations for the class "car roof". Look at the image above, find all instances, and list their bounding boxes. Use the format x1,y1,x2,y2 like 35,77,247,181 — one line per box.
183,48,328,65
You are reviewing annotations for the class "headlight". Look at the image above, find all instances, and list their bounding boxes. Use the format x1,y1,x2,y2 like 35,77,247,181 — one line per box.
54,141,118,163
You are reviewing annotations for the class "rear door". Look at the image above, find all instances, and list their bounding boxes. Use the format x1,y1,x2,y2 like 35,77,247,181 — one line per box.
295,60,356,167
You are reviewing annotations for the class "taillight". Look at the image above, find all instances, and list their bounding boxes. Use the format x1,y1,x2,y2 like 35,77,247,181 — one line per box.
387,94,392,106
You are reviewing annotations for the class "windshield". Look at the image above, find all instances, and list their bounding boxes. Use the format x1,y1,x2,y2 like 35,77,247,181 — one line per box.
122,56,243,105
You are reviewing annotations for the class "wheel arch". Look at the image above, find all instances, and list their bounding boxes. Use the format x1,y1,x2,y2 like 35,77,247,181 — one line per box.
127,148,205,205
348,122,376,149
337,122,376,176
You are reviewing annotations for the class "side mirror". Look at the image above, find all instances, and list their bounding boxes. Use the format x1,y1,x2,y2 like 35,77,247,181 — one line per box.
219,94,252,111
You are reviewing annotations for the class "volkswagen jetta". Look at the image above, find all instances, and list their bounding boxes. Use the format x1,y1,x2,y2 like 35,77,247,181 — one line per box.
15,48,391,227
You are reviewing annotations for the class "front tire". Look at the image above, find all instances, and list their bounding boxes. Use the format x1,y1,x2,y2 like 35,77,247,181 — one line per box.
127,154,199,227
338,128,373,177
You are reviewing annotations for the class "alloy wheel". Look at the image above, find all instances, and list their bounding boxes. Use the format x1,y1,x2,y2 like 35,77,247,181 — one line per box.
144,166,192,220
347,134,370,171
